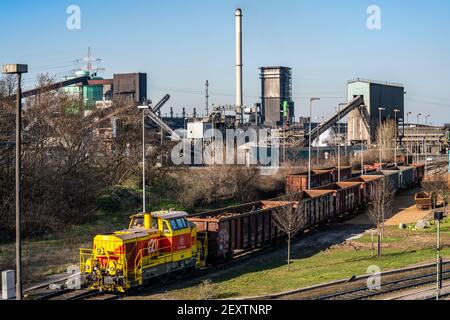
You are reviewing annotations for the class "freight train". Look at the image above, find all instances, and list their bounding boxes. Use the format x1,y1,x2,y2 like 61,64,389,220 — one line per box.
79,163,425,292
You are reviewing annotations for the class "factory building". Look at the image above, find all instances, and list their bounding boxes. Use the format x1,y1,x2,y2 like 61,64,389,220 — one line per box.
113,73,147,103
63,72,148,109
260,66,294,128
347,79,405,144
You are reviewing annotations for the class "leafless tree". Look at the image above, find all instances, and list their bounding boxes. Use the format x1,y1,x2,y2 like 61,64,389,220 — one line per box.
422,172,450,209
272,194,304,270
0,74,160,239
366,178,396,257
375,119,397,163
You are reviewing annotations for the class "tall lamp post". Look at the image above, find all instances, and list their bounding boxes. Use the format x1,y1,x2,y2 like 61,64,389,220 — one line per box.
434,209,444,300
137,103,150,213
378,107,385,168
416,113,422,163
2,64,28,300
315,116,320,166
308,98,320,189
406,112,412,164
360,107,365,176
337,103,347,182
394,109,400,167
425,114,430,173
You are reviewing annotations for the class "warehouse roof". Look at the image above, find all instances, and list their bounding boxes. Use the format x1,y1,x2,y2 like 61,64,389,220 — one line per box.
347,78,404,88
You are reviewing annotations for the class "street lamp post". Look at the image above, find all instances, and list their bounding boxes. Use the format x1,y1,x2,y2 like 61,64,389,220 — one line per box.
315,116,320,166
359,106,365,176
416,113,422,164
434,209,444,300
425,114,430,174
337,103,346,182
308,98,320,189
378,107,385,168
394,109,400,167
2,64,28,301
406,112,412,164
137,103,150,213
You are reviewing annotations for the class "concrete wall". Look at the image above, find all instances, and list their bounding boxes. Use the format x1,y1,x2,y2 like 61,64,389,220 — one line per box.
347,81,371,142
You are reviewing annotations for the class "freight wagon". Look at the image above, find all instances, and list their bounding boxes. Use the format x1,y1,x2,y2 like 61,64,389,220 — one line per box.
366,170,401,192
315,182,365,216
346,175,384,200
315,166,353,183
187,201,295,264
411,164,425,185
397,166,415,188
285,170,333,193
301,190,335,229
286,166,353,193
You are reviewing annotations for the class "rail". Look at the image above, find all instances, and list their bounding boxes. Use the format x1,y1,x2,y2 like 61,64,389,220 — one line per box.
237,261,450,300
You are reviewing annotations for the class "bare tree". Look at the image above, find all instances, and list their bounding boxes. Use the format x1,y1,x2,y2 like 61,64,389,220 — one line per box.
422,172,450,209
0,74,159,239
367,178,396,257
272,194,304,270
375,119,397,163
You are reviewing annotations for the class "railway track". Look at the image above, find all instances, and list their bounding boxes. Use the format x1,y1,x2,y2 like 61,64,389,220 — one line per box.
36,289,120,301
245,261,450,300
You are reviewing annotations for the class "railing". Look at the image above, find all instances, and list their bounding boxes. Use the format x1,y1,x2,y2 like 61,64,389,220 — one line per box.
79,248,129,282
133,244,174,285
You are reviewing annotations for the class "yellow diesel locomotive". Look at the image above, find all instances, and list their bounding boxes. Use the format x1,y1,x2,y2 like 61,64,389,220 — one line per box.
80,210,207,292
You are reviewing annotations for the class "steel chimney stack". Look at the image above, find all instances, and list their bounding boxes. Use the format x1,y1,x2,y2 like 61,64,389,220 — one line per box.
235,8,243,126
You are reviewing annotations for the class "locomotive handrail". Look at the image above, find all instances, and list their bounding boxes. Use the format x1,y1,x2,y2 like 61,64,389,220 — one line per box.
80,248,129,281
133,242,175,284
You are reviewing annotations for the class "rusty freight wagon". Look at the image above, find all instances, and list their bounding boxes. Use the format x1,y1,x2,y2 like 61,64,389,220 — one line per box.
346,175,384,202
187,201,295,264
411,164,425,185
315,182,364,217
415,192,433,210
285,170,333,193
366,170,401,192
301,190,335,229
397,166,415,189
315,166,353,183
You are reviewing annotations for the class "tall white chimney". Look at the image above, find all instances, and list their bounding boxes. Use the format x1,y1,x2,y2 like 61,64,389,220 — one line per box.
235,8,243,126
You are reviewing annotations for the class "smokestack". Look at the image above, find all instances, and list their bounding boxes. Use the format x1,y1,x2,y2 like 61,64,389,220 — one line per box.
235,8,243,127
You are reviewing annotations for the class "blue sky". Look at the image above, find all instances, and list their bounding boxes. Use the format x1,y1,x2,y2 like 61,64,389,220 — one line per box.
1,0,450,124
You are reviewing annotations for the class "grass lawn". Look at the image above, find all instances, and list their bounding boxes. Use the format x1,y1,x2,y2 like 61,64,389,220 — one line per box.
129,218,450,300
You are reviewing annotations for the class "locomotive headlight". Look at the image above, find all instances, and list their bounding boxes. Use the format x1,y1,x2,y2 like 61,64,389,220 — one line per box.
109,267,115,272
85,265,90,271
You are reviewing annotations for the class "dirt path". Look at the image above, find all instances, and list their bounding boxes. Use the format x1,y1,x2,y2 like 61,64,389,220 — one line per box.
385,188,433,226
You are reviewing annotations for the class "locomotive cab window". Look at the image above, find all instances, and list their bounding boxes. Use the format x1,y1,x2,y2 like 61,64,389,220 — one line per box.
170,218,188,231
130,216,144,229
163,221,171,234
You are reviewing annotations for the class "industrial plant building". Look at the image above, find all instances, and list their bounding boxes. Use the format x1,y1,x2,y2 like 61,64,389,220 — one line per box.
63,72,148,108
260,66,294,128
347,79,405,144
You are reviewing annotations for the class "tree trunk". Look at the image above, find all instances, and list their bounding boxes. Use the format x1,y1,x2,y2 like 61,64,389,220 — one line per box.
287,233,291,271
371,232,375,258
377,232,382,257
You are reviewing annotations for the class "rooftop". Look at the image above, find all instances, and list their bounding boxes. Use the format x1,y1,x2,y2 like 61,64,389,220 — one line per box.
348,78,404,88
